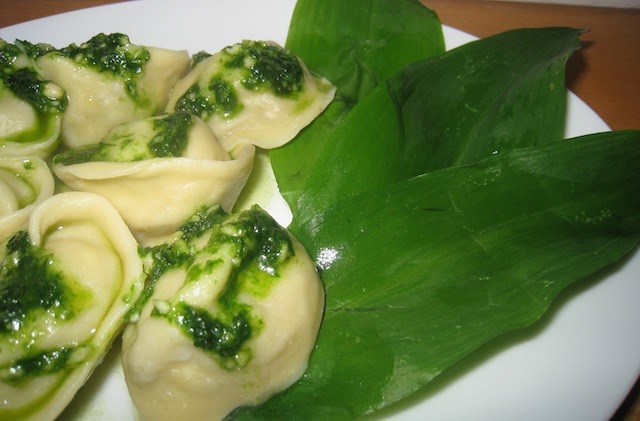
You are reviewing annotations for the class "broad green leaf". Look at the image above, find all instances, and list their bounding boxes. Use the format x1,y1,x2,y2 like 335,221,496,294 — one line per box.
236,130,640,419
271,0,444,205
291,27,581,226
285,0,444,101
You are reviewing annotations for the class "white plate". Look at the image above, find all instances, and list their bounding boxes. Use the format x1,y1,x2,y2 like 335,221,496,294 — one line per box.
2,1,639,420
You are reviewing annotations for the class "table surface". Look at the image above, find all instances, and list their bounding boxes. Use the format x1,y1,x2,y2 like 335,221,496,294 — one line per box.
1,0,639,419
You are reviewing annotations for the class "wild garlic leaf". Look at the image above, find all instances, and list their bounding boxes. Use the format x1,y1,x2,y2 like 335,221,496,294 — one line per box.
270,0,445,206
290,27,581,227
238,130,640,419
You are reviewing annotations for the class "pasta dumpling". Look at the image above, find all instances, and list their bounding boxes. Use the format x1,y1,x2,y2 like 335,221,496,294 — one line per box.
0,156,54,246
165,40,335,151
0,191,144,421
0,39,66,158
37,33,190,149
52,112,254,245
122,205,324,421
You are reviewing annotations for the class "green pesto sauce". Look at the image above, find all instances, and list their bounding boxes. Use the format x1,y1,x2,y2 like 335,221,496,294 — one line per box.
51,144,102,166
174,78,240,120
0,232,92,382
155,302,252,363
58,33,150,104
190,50,212,67
0,346,74,385
0,40,65,148
137,205,294,367
179,204,227,241
0,39,21,69
1,38,67,115
0,231,74,336
53,112,193,165
128,239,193,322
128,206,228,320
174,40,304,121
147,112,193,157
0,102,61,146
13,39,56,61
215,206,294,288
224,40,304,97
210,76,240,117
3,68,67,114
0,37,55,69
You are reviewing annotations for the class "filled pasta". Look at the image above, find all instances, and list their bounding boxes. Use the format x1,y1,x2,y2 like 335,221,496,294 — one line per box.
0,191,144,421
0,39,65,158
165,40,335,151
36,33,190,149
0,28,336,420
52,112,255,245
122,205,324,421
0,156,54,246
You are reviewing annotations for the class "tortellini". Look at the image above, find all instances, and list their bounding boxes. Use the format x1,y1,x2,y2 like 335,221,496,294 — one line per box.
122,205,324,421
0,30,334,420
0,39,66,158
0,156,54,245
166,40,335,151
37,33,190,149
0,191,144,421
52,112,255,245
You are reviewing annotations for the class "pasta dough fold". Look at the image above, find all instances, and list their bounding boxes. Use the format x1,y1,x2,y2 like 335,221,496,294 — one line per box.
0,156,54,246
0,191,144,421
0,38,65,158
53,113,255,245
122,205,324,421
166,40,335,151
37,33,190,149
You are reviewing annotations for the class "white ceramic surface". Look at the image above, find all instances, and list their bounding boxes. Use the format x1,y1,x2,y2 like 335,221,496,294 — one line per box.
1,1,638,420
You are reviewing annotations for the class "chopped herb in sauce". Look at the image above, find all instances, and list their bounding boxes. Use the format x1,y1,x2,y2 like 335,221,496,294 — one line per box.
0,231,72,335
152,302,252,364
190,50,212,67
147,112,193,157
57,33,150,103
134,205,294,367
174,80,238,119
174,40,305,120
0,347,75,384
224,40,304,96
53,112,194,165
1,39,67,115
4,68,67,114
